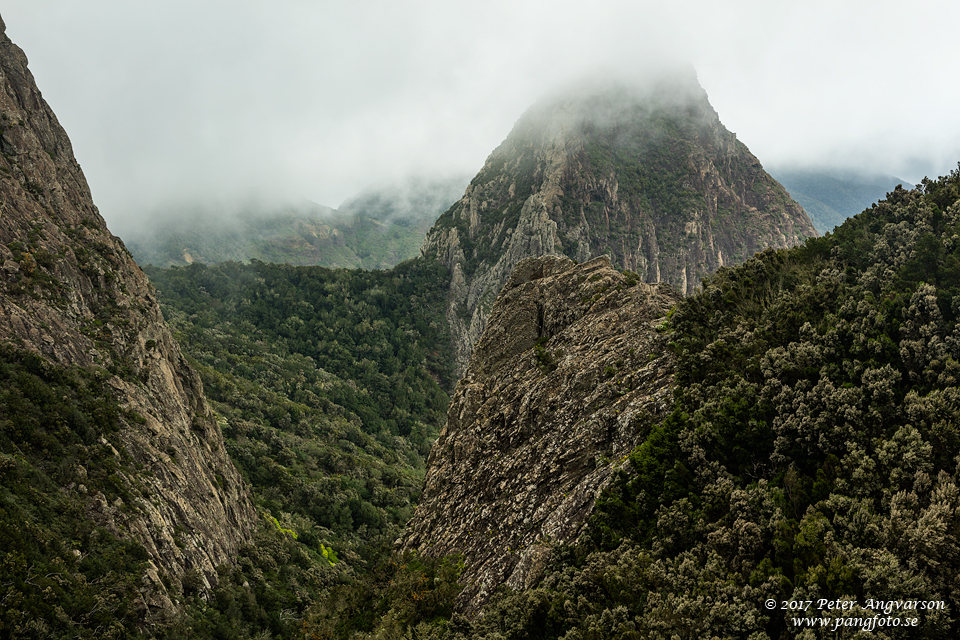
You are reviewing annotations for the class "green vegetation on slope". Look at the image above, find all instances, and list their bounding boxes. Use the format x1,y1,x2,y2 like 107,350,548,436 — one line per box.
0,327,352,640
486,169,960,638
144,258,453,433
136,258,455,636
145,257,452,526
0,345,150,639
317,167,960,638
148,261,451,551
0,248,457,638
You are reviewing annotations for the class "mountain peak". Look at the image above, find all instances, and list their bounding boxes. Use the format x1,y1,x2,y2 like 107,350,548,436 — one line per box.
421,73,818,375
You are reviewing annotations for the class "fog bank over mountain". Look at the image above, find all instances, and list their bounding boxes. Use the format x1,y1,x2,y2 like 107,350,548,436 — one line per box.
4,0,959,229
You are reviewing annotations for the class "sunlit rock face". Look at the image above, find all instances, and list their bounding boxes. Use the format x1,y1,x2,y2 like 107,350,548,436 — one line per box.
402,254,680,613
421,72,817,377
0,13,256,613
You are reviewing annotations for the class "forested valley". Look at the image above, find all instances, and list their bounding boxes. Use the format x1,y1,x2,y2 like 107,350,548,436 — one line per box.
113,166,960,639
130,258,455,638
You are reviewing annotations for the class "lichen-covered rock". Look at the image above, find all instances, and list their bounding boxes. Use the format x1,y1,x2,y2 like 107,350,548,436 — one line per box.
0,13,256,612
421,74,817,377
401,255,680,613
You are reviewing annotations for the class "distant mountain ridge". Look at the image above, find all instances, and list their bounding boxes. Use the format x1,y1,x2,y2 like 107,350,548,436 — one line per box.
769,165,913,233
421,73,818,375
119,176,467,269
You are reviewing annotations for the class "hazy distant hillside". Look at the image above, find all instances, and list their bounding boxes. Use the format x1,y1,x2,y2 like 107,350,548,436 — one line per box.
121,175,468,269
769,166,912,233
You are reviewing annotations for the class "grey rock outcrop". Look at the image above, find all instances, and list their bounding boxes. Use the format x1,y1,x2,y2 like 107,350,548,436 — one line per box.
421,73,818,377
0,13,256,612
401,255,680,613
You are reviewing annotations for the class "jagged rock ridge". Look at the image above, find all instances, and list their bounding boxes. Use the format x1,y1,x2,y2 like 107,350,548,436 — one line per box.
0,14,256,613
421,73,818,376
401,255,680,613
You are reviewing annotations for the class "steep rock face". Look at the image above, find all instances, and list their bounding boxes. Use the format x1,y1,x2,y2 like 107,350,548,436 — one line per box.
401,255,679,613
0,15,256,609
421,73,818,376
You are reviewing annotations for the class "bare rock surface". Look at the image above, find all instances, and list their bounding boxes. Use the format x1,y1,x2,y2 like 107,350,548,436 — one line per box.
402,255,680,613
0,13,256,611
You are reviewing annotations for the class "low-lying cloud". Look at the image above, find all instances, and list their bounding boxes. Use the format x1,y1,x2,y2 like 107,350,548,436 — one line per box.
4,0,958,229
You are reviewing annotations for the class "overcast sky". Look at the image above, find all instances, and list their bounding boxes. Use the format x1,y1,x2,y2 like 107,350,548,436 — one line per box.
3,0,959,230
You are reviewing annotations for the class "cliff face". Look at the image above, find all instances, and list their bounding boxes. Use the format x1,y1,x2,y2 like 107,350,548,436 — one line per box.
421,74,818,376
401,255,679,613
0,15,256,610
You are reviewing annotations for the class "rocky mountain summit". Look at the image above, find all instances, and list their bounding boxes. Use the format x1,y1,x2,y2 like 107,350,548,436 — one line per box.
421,73,817,376
0,14,255,614
401,254,680,612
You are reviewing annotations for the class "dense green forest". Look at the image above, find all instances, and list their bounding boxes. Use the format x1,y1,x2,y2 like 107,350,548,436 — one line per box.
309,168,960,638
135,258,453,638
144,258,453,440
144,258,453,545
0,345,153,638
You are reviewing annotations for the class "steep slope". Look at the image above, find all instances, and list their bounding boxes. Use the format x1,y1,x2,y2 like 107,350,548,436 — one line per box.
401,255,679,612
0,13,256,624
141,258,453,555
421,73,818,376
